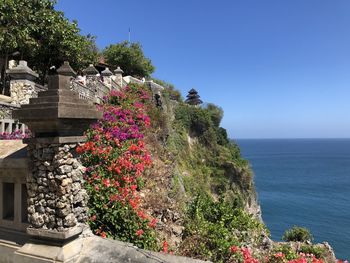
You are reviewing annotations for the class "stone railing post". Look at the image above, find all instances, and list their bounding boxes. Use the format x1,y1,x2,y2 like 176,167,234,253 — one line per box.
6,60,39,105
113,66,124,89
83,64,100,103
12,61,101,262
83,64,99,81
101,67,113,89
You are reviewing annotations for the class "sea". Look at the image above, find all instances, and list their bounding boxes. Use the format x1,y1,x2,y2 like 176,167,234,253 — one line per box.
236,139,350,260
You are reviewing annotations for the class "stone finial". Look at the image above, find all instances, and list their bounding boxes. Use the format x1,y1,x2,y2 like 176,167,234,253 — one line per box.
83,64,99,76
101,67,113,76
114,66,124,75
56,61,76,76
13,61,102,138
6,60,38,80
48,61,76,90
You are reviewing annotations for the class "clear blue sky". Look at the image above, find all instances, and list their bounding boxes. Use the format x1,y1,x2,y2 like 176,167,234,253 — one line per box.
56,0,350,139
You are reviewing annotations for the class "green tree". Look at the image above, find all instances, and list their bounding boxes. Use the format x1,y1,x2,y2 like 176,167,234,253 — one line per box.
0,0,98,89
0,0,40,93
103,41,155,77
206,103,223,127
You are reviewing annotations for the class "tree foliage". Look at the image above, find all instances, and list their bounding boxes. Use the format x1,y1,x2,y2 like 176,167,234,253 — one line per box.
282,226,313,242
0,0,98,87
206,103,224,127
103,41,155,78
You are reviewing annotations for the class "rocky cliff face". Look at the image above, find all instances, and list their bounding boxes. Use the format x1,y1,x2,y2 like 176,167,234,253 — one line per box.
136,86,337,262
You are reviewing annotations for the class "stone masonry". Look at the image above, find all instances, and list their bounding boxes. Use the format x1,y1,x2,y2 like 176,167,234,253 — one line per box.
13,61,101,244
26,142,88,230
6,60,45,106
10,80,41,105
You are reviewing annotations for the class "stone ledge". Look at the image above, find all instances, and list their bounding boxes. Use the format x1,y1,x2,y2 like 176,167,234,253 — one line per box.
23,136,87,144
1,229,210,263
27,225,83,241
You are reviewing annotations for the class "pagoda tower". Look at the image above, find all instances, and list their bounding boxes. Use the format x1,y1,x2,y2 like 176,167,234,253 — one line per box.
185,88,203,105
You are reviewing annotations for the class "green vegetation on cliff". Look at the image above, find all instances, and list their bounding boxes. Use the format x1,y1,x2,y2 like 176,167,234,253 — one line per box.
79,83,333,263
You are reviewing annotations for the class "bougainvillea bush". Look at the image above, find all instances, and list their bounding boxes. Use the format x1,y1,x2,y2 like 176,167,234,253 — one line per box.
0,129,31,140
229,246,325,263
77,84,159,250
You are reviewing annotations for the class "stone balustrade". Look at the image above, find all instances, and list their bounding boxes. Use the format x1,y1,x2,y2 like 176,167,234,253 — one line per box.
0,119,26,135
0,141,29,234
0,101,20,119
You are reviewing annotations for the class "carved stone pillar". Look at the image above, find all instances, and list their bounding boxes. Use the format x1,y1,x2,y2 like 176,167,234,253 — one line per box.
6,60,39,105
101,67,113,89
12,61,101,262
113,66,124,89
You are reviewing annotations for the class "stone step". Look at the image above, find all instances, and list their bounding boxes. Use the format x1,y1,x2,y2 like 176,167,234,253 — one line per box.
13,107,100,120
37,89,79,98
21,102,97,111
29,95,91,105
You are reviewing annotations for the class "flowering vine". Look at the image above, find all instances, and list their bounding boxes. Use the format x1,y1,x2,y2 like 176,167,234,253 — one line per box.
77,84,158,250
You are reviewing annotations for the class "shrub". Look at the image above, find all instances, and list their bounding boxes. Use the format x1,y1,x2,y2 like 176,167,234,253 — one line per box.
282,226,313,243
216,127,229,146
299,244,327,259
78,84,158,250
273,244,298,260
180,193,266,263
206,103,223,127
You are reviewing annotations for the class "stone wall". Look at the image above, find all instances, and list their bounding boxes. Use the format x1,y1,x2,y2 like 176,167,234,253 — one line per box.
26,141,88,230
10,80,45,105
0,102,19,119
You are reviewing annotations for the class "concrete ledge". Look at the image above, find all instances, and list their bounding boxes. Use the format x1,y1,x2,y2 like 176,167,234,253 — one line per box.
1,231,210,263
24,136,87,144
0,140,27,159
0,240,19,263
14,236,83,263
27,225,83,241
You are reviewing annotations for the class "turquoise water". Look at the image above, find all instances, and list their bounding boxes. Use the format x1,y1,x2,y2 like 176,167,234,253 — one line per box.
237,139,350,260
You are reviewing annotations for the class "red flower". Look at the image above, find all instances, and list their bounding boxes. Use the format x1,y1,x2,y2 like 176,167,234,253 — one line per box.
136,229,144,237
230,245,239,253
162,241,168,253
148,218,157,228
102,178,111,187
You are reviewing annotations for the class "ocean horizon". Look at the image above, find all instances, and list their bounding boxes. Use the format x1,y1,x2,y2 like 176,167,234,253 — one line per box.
237,138,350,260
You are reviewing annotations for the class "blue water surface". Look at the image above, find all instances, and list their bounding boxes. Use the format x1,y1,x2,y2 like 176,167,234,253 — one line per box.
236,139,350,259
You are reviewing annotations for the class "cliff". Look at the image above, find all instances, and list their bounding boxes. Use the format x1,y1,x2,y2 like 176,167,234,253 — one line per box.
126,84,337,262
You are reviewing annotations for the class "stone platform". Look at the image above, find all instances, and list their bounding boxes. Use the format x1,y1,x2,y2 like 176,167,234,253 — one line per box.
0,229,209,263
